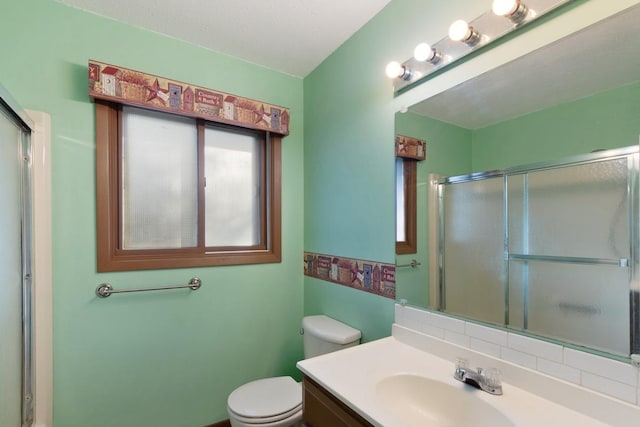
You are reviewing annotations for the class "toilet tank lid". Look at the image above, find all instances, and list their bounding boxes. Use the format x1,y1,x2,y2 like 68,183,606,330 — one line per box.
302,315,361,344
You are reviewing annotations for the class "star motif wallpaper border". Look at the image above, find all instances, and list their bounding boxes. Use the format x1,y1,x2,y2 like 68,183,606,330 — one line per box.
395,135,426,160
88,61,290,136
304,252,396,299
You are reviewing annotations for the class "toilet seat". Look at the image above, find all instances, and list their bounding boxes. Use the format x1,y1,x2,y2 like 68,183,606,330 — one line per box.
227,376,302,424
228,404,301,425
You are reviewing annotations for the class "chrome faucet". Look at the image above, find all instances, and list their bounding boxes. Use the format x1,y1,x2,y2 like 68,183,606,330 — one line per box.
453,358,503,395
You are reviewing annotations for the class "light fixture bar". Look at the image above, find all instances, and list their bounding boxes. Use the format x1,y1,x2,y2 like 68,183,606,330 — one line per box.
387,0,575,93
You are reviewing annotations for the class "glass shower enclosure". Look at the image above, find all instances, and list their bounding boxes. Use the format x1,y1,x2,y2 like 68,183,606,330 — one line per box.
0,89,34,426
437,146,640,358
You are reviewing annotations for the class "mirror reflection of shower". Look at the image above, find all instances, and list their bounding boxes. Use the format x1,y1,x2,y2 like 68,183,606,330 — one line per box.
435,147,638,358
393,4,640,360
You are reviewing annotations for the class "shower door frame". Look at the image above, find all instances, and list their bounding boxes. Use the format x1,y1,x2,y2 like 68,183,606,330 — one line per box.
435,145,640,360
1,85,35,427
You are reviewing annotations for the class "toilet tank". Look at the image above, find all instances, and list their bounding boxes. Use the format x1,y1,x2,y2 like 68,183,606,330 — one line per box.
302,315,361,359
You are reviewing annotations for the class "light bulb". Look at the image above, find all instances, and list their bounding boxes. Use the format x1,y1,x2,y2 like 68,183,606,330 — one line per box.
448,19,471,42
492,0,518,16
493,0,529,23
413,43,442,65
448,19,482,46
385,61,403,79
385,61,412,80
414,43,435,62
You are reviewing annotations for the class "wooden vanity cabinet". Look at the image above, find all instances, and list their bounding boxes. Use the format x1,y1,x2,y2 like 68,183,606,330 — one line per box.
301,374,373,427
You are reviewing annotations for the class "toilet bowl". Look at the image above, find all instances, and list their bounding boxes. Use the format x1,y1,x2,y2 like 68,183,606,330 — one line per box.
227,377,302,427
227,315,361,427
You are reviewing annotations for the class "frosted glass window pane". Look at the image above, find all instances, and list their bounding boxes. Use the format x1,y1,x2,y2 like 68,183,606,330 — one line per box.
443,177,505,325
396,157,406,242
525,159,629,259
509,261,630,357
0,108,24,427
205,127,261,247
122,107,198,249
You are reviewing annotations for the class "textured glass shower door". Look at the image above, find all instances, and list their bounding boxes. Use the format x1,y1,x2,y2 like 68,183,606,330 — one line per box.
507,158,632,356
441,176,505,326
0,97,33,426
0,107,24,426
439,147,638,358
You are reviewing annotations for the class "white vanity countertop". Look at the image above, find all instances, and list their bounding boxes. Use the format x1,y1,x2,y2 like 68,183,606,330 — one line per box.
297,332,640,427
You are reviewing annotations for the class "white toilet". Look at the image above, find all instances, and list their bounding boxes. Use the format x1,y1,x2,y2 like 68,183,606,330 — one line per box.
227,315,361,427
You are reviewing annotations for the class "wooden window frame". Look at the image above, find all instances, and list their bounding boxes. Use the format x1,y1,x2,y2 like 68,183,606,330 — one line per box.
396,158,417,254
95,100,281,271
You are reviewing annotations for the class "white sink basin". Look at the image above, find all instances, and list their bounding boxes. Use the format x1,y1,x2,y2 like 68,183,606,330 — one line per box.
298,336,630,426
376,374,516,427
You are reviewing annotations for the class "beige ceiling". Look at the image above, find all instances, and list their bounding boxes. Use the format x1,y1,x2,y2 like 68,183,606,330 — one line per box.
55,0,391,78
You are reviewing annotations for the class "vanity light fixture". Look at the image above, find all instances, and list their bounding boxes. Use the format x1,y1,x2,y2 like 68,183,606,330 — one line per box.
385,0,574,92
413,42,443,64
448,19,482,46
385,61,413,81
492,0,529,23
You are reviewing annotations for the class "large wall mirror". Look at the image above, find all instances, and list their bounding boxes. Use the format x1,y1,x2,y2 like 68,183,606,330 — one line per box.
395,4,640,360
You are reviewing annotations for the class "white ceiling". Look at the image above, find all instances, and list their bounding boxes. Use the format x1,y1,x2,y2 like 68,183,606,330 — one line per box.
409,5,640,129
55,0,391,78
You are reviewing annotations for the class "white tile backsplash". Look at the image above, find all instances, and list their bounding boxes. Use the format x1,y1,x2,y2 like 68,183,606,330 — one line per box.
537,358,581,384
422,323,445,339
395,304,640,408
469,337,502,357
444,329,469,347
501,347,537,369
399,306,427,332
394,304,405,325
465,322,508,346
581,372,637,403
508,332,563,363
429,311,465,334
564,348,638,387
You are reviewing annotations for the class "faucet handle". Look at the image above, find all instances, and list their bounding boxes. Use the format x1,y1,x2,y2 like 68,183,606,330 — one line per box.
453,357,469,381
483,368,502,388
455,357,469,370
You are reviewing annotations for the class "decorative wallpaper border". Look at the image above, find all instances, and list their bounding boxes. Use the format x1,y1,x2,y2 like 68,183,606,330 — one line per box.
395,134,426,160
88,60,290,136
304,252,396,299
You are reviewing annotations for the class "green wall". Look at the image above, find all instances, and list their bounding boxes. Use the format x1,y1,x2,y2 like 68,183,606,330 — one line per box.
394,112,471,306
0,1,303,425
303,0,639,342
3,0,639,425
302,0,484,342
472,81,640,171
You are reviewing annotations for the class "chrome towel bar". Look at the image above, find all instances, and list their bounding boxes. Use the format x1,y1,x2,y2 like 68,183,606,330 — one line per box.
396,259,421,268
95,277,201,298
